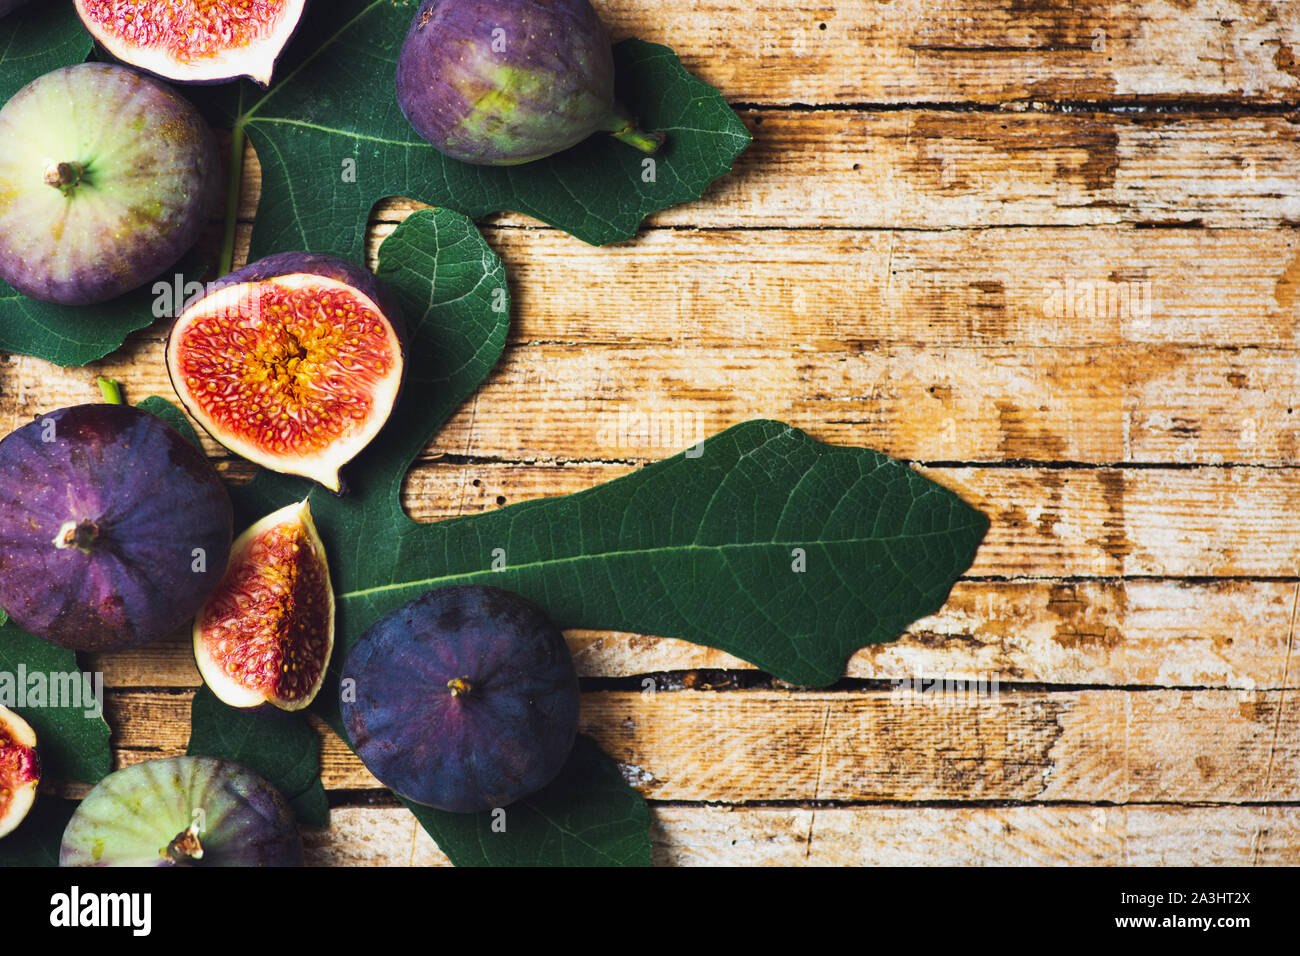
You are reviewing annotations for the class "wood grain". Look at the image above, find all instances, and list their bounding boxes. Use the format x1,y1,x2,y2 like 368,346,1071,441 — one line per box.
11,341,1300,465
86,579,1297,691
592,0,1300,105
104,687,1300,802
304,804,1300,866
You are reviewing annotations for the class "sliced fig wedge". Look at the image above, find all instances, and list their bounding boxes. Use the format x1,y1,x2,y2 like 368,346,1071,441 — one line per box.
74,0,307,86
0,705,39,839
194,500,334,712
166,253,405,493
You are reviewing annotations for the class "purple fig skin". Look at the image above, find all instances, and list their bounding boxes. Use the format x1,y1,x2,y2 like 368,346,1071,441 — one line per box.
0,404,234,652
0,64,219,306
341,586,581,813
0,0,33,17
395,0,663,166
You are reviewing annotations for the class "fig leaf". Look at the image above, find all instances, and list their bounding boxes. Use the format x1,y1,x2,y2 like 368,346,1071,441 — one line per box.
186,686,330,828
188,207,987,866
0,3,90,103
0,625,110,789
234,0,750,256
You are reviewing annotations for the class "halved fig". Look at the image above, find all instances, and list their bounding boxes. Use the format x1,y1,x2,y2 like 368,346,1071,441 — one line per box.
194,500,334,711
166,253,405,493
0,706,39,839
73,0,307,86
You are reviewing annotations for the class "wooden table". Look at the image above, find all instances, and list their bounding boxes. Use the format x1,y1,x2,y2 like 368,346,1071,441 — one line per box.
4,0,1299,865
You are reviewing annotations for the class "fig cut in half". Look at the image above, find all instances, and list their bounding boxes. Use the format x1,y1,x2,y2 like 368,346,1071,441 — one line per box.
166,253,405,493
194,500,334,712
0,705,39,839
74,0,307,86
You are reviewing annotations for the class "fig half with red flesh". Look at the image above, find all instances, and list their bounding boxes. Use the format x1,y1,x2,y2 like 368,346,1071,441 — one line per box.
74,0,308,86
0,705,39,839
194,500,333,711
166,253,405,493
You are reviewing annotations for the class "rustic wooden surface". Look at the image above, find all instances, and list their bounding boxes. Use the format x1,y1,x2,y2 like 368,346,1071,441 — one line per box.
5,0,1300,865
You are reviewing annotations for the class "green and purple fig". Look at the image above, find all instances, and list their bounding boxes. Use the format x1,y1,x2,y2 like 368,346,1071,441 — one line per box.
0,63,219,305
395,0,664,166
0,403,234,652
60,757,303,866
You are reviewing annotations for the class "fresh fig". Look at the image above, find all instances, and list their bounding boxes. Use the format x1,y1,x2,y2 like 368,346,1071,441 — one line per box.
0,403,234,652
194,500,334,711
0,63,219,306
340,585,580,813
0,705,39,840
74,0,308,86
166,253,405,494
60,756,303,866
395,0,664,166
0,1,33,17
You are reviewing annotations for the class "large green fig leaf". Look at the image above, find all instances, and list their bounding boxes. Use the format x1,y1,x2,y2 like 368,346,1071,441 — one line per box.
233,1,750,256
0,3,90,103
186,207,986,866
186,686,330,828
0,626,110,788
406,736,652,867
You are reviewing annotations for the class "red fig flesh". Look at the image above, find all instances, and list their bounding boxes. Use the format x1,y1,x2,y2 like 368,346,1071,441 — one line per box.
165,253,405,493
194,500,334,711
74,0,307,86
0,706,39,839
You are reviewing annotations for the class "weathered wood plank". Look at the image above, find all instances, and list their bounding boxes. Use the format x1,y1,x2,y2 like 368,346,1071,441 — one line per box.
590,0,1300,105
89,579,1296,689
304,804,1300,866
10,343,1300,465
229,109,1300,230
234,224,1300,351
362,111,1300,230
107,688,1300,803
71,222,1300,351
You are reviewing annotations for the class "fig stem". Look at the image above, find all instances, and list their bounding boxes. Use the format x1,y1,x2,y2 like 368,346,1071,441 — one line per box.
447,676,473,698
97,377,123,405
605,108,665,155
54,519,99,554
43,161,85,196
162,823,205,864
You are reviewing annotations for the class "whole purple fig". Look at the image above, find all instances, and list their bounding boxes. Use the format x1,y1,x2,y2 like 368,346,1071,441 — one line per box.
395,0,664,166
0,403,233,651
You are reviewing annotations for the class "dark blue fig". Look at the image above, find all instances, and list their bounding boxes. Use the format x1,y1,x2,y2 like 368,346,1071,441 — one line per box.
341,586,581,813
0,403,234,651
395,0,664,166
